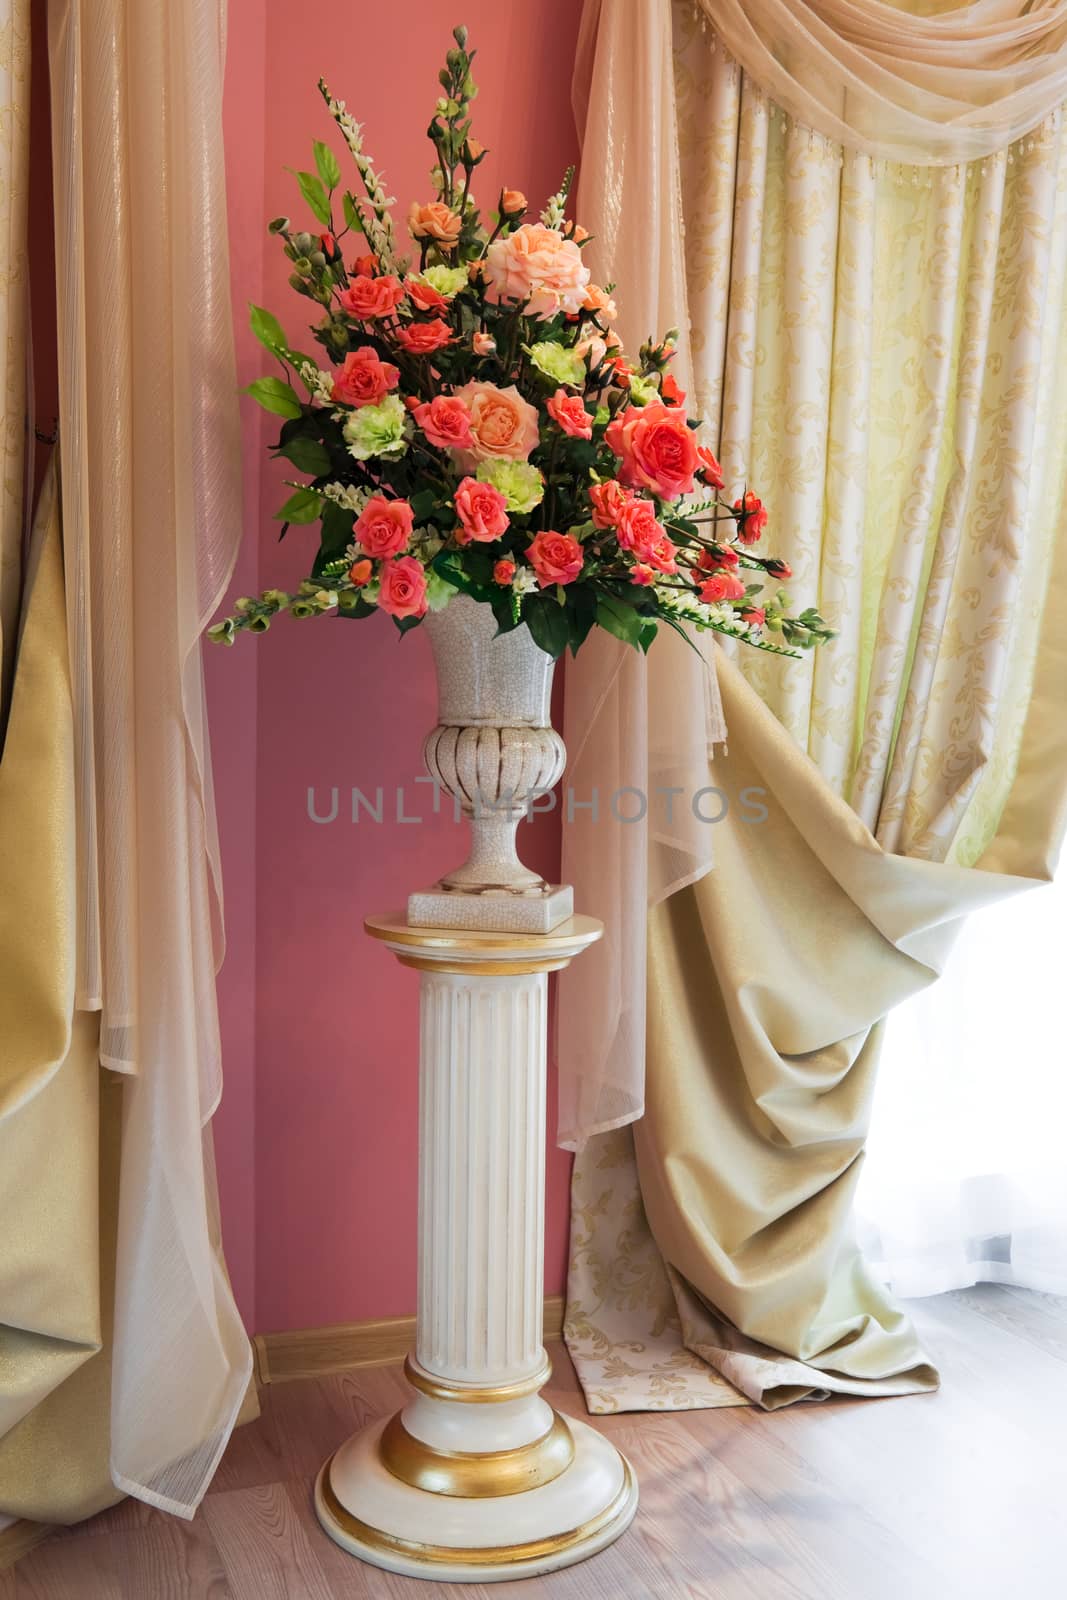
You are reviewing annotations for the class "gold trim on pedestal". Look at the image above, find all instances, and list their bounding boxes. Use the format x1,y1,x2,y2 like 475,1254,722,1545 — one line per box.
379,1410,574,1498
319,1454,638,1569
364,912,604,953
403,1352,553,1404
395,953,572,976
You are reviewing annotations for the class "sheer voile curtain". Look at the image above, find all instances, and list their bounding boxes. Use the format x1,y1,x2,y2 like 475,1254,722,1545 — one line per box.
561,0,1067,1413
2,0,251,1522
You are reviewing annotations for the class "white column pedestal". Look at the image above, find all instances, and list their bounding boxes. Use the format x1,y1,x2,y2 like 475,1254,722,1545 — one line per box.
314,914,638,1583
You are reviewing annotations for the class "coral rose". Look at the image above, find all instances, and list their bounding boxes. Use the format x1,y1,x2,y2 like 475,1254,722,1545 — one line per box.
452,382,540,463
546,389,593,440
765,557,793,580
378,555,428,619
408,201,462,249
740,605,766,626
614,498,662,560
605,402,699,500
526,530,583,588
413,395,474,452
407,277,448,311
699,571,746,603
395,318,454,355
734,490,768,544
331,346,400,407
698,544,740,572
630,564,656,586
353,496,414,559
453,477,510,544
661,373,686,405
352,253,377,277
697,444,725,488
588,479,632,529
484,223,590,319
348,558,373,587
647,533,678,574
339,274,406,320
493,559,517,585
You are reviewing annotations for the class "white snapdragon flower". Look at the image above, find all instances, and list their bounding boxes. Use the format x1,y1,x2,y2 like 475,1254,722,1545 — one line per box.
513,567,538,597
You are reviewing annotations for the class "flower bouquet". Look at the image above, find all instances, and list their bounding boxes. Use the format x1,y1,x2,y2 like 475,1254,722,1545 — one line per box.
210,25,832,663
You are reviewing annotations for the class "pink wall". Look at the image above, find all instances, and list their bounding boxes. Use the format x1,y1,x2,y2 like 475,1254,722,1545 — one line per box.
210,2,582,1334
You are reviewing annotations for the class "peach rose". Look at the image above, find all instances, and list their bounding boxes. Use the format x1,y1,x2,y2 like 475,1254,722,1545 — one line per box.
331,346,400,407
605,402,699,500
413,395,474,452
546,389,593,440
472,330,496,356
454,477,509,544
575,333,609,371
614,498,662,560
588,480,632,529
408,201,462,249
699,571,746,603
527,530,583,588
582,284,618,323
452,381,540,463
395,318,454,355
354,496,414,559
484,223,590,320
501,188,527,215
339,274,405,320
378,555,428,619
493,559,517,585
733,490,768,545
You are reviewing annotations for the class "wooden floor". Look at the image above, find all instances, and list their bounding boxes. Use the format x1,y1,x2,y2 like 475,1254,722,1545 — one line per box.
3,1285,1065,1600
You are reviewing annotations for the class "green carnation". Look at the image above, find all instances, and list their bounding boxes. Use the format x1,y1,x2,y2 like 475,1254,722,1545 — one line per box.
343,394,409,461
419,264,469,299
526,340,586,388
627,374,659,406
476,459,545,514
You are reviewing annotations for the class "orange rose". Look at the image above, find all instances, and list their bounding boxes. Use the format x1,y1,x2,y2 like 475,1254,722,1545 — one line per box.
408,201,463,249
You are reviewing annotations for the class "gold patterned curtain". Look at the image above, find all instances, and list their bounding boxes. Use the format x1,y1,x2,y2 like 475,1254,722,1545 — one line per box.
563,0,1067,1411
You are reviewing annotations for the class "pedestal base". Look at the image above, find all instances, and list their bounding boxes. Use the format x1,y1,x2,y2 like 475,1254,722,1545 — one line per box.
407,883,574,933
315,1413,638,1583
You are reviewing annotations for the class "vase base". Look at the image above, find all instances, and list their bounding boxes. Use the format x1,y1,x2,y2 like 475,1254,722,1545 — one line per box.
407,883,574,933
315,1413,638,1583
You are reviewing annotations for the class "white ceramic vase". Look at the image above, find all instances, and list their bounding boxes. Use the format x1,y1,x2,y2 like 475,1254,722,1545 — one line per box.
407,595,574,933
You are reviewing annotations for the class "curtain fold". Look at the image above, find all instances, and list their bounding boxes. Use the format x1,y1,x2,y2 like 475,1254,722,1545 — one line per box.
564,0,1067,1413
40,0,254,1517
699,0,1067,165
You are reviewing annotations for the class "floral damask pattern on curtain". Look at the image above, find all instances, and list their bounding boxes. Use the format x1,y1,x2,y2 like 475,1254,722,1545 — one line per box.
565,0,1067,1413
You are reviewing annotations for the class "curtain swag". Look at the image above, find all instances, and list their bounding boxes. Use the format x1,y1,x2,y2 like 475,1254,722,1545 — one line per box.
697,0,1067,165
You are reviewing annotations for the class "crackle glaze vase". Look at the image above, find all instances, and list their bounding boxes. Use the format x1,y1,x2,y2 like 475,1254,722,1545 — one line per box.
407,594,573,933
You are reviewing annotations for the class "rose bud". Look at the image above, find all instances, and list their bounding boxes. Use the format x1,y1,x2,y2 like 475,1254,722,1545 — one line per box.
500,188,527,215
764,558,793,580
319,231,338,258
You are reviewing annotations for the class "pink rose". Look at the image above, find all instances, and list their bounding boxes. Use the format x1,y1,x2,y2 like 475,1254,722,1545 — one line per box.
484,223,591,319
606,402,700,500
378,555,428,619
413,395,474,452
734,491,768,545
339,274,406,320
527,530,583,588
493,558,517,585
472,330,496,356
647,534,678,574
452,381,540,463
354,496,414,559
395,318,454,355
614,498,662,560
546,389,593,439
588,480,632,529
331,346,400,407
454,477,509,544
699,571,746,603
630,564,656,586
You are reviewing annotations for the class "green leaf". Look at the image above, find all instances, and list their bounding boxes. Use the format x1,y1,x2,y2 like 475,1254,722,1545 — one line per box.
595,596,644,649
410,488,438,523
638,619,659,654
249,303,287,355
525,597,570,659
242,376,303,419
343,191,363,233
312,501,355,578
273,435,331,475
294,169,332,226
430,551,491,603
274,488,322,524
313,140,341,191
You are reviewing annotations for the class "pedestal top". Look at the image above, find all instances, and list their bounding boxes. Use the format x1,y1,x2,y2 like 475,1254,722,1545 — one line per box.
364,912,603,975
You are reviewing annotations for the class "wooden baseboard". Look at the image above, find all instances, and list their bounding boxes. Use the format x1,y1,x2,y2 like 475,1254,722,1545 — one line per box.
0,1519,53,1574
254,1293,566,1386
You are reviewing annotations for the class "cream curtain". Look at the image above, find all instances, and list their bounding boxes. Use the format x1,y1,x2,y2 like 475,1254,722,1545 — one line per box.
563,0,1067,1411
24,0,254,1518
